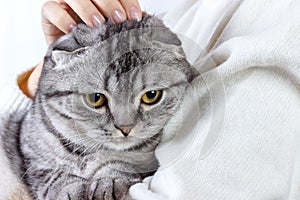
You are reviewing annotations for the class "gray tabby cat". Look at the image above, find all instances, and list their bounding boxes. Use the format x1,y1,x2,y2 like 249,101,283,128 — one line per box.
2,14,198,200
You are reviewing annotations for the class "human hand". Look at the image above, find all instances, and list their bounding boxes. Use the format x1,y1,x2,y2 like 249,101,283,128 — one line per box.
42,0,142,45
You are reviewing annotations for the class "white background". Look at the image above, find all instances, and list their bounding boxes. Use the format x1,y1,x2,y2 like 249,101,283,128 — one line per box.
0,0,46,88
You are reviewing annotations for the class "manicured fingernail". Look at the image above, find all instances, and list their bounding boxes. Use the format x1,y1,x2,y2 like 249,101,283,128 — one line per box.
112,10,126,24
129,6,141,21
92,15,103,27
69,24,76,32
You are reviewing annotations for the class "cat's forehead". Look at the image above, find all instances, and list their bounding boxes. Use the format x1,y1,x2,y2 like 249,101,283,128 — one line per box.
77,40,190,82
76,55,189,95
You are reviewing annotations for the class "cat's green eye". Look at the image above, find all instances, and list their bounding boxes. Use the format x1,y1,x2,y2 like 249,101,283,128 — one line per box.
85,93,106,108
141,90,162,105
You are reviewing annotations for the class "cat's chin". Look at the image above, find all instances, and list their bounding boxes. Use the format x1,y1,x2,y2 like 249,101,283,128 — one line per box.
105,136,141,150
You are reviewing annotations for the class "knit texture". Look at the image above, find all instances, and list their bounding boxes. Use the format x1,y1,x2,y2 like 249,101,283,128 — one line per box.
129,0,300,199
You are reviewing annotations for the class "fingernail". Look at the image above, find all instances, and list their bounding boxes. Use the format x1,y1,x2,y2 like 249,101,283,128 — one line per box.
112,10,126,24
92,15,103,27
129,6,141,21
69,24,76,32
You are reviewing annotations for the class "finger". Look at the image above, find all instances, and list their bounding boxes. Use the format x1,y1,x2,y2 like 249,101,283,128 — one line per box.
92,0,127,24
26,61,43,98
47,0,82,24
64,0,105,27
42,1,77,34
57,2,83,24
119,0,142,21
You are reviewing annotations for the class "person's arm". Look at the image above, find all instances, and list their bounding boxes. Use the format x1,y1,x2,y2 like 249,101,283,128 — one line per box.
18,61,43,99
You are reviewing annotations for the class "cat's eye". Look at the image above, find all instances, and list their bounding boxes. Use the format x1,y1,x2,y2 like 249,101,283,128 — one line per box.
141,90,162,105
85,93,106,108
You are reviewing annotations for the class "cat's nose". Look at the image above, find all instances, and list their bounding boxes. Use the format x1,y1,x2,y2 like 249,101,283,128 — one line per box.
117,125,134,137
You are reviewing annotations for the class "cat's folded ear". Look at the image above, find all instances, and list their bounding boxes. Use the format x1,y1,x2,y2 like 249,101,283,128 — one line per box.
43,23,100,71
140,15,182,50
141,13,182,46
50,47,87,68
39,47,87,94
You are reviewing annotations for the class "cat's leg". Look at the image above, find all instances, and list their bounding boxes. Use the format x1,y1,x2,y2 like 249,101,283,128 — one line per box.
88,176,141,200
31,168,140,200
30,169,88,200
86,159,157,200
87,166,143,200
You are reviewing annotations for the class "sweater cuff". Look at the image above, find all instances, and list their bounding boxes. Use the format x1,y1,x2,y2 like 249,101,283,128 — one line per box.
0,86,32,115
0,69,35,115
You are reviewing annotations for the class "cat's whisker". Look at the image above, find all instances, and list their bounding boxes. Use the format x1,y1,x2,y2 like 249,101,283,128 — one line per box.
87,136,106,154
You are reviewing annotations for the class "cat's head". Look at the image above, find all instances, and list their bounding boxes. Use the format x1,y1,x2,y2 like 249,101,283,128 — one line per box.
37,14,199,151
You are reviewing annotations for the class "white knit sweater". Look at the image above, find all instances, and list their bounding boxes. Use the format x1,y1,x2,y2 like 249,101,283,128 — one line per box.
129,0,300,199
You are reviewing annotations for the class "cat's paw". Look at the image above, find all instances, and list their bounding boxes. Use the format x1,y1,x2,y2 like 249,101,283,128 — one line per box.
88,177,140,200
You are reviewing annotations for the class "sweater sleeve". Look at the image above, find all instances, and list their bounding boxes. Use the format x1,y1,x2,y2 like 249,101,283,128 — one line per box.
130,0,300,199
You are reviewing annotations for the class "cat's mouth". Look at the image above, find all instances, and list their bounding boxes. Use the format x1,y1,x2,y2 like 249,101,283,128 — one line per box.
110,135,150,146
103,136,143,151
112,136,137,143
104,132,162,151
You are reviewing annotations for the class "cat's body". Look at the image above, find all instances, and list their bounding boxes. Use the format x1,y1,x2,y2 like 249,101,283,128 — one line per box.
1,14,197,200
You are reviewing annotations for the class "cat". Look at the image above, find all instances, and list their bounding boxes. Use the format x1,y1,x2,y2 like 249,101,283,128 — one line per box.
1,14,198,200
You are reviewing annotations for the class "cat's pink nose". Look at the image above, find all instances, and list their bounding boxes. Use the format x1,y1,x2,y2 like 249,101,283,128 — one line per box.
118,126,134,137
